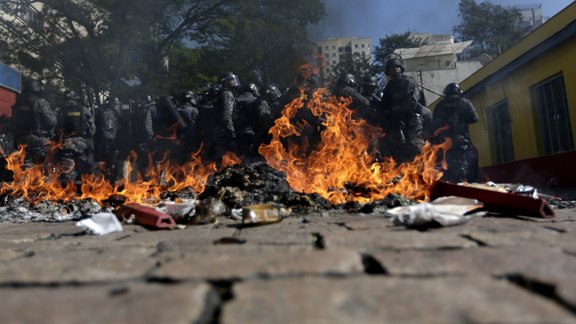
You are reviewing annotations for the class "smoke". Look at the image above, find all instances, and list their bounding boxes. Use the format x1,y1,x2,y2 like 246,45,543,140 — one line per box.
309,0,572,44
309,0,460,43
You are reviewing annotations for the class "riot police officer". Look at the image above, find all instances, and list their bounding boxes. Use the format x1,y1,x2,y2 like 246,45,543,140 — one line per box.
234,83,272,162
177,90,200,163
95,96,122,181
131,95,156,176
379,58,425,163
333,73,370,120
209,72,240,165
10,79,57,165
55,89,96,183
432,83,479,182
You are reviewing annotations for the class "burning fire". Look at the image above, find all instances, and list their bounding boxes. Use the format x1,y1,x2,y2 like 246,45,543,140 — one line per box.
259,88,451,204
1,88,450,207
0,145,233,205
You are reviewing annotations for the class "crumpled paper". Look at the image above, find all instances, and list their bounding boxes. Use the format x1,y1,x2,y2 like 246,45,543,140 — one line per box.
389,196,485,228
77,212,123,235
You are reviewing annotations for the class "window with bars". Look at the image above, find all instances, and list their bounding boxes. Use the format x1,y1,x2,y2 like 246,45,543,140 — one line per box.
532,74,573,154
488,100,515,164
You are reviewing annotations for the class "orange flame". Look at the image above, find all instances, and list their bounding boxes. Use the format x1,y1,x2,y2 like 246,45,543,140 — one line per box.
0,144,220,205
259,88,451,204
1,90,450,207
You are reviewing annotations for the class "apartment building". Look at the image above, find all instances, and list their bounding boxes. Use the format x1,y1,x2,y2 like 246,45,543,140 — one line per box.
317,37,372,82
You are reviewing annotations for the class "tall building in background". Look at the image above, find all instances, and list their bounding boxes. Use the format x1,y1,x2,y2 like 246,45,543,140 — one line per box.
316,37,372,82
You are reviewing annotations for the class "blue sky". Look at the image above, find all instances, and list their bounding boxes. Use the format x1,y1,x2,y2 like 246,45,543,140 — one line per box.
310,0,575,43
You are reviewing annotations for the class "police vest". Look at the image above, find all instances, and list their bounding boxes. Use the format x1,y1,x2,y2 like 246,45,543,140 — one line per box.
60,101,85,137
12,96,40,135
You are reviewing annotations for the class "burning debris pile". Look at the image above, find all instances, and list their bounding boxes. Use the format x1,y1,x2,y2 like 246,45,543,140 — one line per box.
0,88,459,225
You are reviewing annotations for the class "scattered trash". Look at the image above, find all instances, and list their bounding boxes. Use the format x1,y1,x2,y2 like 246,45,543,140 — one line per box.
190,198,225,225
115,203,176,229
76,212,123,235
389,196,484,229
241,204,291,226
430,181,555,218
157,198,197,224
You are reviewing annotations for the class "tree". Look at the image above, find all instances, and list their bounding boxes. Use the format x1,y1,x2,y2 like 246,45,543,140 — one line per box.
199,0,325,90
373,32,422,75
326,52,373,86
454,0,522,58
0,0,325,101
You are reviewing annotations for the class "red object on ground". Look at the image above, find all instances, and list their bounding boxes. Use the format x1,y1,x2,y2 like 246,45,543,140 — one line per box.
0,87,16,117
429,181,555,218
116,203,176,229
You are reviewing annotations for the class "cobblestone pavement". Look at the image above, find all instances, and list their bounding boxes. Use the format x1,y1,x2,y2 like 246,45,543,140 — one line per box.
1,208,575,323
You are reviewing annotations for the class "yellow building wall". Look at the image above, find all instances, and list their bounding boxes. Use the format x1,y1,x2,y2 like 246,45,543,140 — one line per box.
468,37,576,167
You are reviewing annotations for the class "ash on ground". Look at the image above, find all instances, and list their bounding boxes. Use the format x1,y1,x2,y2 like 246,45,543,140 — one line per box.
0,195,101,224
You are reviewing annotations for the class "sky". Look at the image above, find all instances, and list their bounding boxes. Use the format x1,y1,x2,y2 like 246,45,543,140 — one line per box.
309,0,575,44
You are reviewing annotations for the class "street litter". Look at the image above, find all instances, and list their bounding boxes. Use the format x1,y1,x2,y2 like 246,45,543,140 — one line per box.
115,203,176,229
430,181,555,218
76,212,123,235
389,196,484,229
240,204,291,226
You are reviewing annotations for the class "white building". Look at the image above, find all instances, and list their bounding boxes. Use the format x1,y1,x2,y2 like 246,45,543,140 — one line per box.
316,37,372,82
394,37,483,105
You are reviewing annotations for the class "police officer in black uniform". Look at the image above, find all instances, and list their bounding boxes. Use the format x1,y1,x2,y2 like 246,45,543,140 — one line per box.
208,72,240,165
11,79,57,165
234,83,273,162
379,58,425,163
95,96,122,181
177,90,200,163
333,73,371,120
130,95,156,177
55,89,96,183
432,82,480,182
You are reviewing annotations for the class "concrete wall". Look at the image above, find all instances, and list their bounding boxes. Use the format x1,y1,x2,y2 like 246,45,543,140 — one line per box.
405,60,483,105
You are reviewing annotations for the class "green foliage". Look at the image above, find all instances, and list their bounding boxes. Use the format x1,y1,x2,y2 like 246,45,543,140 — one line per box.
0,0,325,100
202,0,326,89
326,52,373,86
454,0,522,58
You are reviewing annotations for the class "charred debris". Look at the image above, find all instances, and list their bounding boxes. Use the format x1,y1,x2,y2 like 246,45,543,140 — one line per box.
0,161,407,225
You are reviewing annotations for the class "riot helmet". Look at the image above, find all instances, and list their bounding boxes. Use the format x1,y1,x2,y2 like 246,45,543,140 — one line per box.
337,73,357,88
444,83,462,96
363,76,378,87
106,96,121,113
264,84,282,100
220,72,240,89
246,83,260,97
385,58,405,76
181,90,198,106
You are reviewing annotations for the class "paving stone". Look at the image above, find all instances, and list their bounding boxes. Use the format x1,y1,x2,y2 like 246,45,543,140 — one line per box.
0,282,217,324
222,276,576,323
465,230,576,250
0,248,24,261
368,246,576,309
0,246,158,284
150,249,363,281
324,229,477,251
368,245,575,276
0,222,81,244
432,215,557,235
